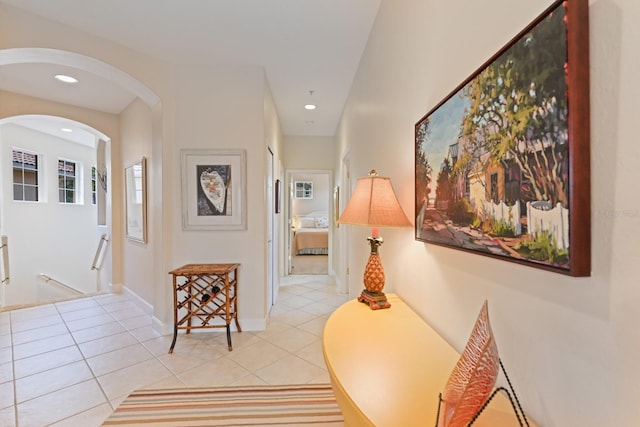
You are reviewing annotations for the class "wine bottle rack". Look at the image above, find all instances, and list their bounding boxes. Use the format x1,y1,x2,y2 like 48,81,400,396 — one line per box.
168,263,241,352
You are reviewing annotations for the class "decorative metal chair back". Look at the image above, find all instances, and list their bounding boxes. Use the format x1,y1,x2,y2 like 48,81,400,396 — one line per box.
438,301,500,427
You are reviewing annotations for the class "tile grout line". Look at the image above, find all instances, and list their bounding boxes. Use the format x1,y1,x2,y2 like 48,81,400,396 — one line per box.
41,294,154,425
8,311,19,427
6,276,344,425
50,297,118,422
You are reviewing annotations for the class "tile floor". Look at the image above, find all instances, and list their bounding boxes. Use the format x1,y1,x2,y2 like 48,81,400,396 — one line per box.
0,274,348,427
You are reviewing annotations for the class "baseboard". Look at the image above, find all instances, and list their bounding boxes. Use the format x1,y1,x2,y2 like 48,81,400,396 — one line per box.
157,318,266,336
118,284,267,335
153,315,169,335
109,282,123,293
238,317,267,331
120,285,153,315
328,270,348,294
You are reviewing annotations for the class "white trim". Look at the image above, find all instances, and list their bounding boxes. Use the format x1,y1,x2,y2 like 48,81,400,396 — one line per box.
0,48,160,107
121,285,153,315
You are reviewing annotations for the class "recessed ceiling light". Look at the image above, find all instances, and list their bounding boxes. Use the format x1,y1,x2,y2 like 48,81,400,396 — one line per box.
304,104,317,110
61,128,73,133
54,74,78,84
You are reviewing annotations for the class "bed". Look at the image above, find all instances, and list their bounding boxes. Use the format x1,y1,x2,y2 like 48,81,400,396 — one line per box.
293,211,329,255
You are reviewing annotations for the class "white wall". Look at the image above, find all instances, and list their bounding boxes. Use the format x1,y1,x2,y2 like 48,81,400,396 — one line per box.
0,123,98,304
0,90,121,295
335,0,640,425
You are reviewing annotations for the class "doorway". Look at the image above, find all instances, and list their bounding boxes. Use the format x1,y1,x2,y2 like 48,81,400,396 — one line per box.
287,170,332,276
266,147,279,312
0,116,110,307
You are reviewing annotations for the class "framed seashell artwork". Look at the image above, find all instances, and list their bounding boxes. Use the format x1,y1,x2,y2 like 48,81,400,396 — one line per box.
181,149,247,230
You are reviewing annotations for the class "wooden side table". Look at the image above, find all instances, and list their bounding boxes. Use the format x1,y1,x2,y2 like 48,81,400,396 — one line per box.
168,263,241,352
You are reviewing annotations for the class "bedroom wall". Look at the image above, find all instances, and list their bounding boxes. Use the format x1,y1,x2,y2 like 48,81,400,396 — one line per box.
291,173,330,217
335,0,639,425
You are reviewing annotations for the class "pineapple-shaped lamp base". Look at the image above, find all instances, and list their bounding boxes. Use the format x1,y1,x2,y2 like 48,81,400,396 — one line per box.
357,235,391,310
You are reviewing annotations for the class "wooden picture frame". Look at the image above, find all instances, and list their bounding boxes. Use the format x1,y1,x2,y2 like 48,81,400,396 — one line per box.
275,179,282,214
414,0,590,276
125,157,147,243
181,149,247,230
333,185,340,227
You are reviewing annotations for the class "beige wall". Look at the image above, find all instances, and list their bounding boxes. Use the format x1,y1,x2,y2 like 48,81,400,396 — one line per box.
336,0,640,425
167,64,270,328
120,98,154,304
284,135,335,170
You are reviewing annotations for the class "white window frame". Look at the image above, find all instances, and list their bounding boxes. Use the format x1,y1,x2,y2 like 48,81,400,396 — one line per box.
58,158,78,204
12,148,40,202
91,166,97,205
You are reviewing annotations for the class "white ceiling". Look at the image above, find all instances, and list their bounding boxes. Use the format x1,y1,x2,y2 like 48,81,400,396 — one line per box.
0,0,381,137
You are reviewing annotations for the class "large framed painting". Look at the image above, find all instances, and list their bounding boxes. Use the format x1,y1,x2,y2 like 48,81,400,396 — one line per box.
414,0,590,276
181,149,247,230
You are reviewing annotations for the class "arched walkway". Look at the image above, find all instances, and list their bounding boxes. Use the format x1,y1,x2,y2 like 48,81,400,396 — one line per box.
0,48,163,309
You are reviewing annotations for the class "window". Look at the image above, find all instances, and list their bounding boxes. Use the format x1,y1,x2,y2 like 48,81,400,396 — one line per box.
490,172,499,204
294,181,313,199
12,149,39,201
58,159,77,203
91,166,97,205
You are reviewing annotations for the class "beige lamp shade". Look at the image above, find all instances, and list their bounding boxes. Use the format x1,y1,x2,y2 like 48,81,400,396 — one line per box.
338,170,412,229
338,170,410,310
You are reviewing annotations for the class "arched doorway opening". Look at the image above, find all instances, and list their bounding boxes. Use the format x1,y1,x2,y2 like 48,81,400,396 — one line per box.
0,48,161,308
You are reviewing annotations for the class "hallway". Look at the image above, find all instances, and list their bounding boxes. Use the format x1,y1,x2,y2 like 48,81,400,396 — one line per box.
0,275,348,426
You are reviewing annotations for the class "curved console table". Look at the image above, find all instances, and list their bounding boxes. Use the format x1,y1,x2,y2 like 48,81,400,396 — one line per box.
322,294,536,426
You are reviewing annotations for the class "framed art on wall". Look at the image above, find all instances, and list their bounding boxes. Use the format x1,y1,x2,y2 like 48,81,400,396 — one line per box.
275,179,282,214
125,157,147,243
294,181,313,199
414,0,590,276
333,185,340,227
181,149,247,230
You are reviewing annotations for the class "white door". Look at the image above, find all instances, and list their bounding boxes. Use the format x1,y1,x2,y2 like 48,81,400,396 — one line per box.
340,155,352,295
266,147,276,311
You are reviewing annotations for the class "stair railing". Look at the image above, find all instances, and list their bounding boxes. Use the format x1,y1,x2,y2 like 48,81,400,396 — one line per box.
91,234,109,271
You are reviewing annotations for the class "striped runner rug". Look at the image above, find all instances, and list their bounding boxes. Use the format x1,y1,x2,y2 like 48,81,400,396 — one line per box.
102,383,344,426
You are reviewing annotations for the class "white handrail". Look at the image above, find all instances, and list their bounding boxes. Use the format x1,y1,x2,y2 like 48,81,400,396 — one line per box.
91,234,109,270
1,235,9,285
39,274,84,295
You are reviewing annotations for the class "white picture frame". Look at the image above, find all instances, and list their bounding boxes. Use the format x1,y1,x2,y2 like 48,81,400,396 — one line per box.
294,181,313,199
181,149,247,230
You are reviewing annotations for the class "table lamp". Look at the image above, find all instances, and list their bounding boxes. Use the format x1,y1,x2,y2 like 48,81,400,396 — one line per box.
338,170,412,309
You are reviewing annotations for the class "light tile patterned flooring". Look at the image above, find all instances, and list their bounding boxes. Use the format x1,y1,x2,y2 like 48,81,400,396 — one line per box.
0,275,348,427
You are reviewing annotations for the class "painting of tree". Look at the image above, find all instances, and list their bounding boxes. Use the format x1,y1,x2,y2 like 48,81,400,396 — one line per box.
414,0,591,277
461,7,569,207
